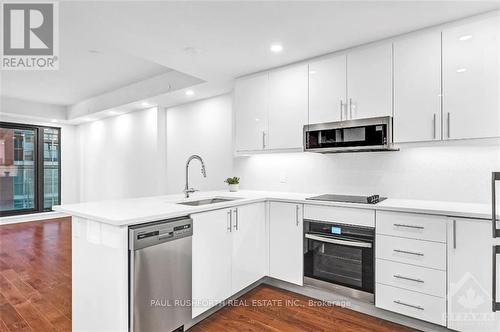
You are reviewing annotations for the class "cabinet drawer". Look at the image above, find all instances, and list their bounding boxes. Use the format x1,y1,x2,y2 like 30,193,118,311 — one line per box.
376,283,446,326
376,211,447,243
376,234,446,270
376,259,446,298
304,205,375,227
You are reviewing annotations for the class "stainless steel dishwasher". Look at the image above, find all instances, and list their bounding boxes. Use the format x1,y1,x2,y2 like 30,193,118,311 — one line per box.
129,216,192,332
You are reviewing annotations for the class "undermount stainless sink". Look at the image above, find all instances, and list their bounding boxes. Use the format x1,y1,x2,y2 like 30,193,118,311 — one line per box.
177,197,241,206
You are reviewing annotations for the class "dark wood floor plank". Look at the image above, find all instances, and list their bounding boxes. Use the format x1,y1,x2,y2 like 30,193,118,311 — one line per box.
0,218,71,332
189,285,419,332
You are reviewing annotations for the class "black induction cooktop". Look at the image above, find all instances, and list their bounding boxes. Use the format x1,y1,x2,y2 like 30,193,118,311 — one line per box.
306,194,387,204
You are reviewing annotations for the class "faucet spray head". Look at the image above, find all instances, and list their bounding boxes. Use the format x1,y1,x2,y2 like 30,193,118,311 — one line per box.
201,165,207,177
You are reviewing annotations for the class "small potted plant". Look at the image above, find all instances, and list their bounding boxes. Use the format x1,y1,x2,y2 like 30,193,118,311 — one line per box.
225,176,240,192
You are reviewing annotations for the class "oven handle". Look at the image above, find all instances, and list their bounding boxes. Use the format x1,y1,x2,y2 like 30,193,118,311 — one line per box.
305,233,372,248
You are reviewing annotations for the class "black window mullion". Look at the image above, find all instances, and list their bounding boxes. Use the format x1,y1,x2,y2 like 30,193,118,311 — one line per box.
37,127,44,213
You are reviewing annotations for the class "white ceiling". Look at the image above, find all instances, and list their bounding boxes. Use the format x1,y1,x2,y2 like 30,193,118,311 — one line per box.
1,1,499,109
1,47,171,105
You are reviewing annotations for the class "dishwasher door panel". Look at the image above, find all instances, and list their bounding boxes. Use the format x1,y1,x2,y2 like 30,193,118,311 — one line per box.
131,236,192,332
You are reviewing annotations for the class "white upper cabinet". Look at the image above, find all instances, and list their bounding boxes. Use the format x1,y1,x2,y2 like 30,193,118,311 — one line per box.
442,15,500,140
393,32,442,143
308,55,347,124
268,64,308,150
234,73,269,152
347,43,393,120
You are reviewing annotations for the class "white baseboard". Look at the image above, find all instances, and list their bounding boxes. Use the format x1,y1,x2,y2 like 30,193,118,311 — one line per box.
0,211,70,225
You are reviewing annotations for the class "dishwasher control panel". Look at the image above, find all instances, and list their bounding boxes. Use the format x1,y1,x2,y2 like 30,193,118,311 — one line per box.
129,216,193,250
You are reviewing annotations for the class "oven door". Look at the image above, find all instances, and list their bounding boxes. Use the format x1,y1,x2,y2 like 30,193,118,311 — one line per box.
304,233,374,294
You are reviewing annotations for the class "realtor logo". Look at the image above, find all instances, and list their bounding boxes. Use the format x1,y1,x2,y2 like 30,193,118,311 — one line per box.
1,2,59,70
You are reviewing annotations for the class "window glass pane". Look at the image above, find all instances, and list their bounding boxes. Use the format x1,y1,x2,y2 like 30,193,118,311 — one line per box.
43,128,60,210
0,127,36,213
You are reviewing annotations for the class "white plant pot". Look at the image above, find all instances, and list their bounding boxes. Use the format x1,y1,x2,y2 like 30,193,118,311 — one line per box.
228,184,239,192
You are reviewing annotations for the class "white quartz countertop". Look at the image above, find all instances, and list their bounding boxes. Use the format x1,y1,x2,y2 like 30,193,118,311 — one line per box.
53,190,495,227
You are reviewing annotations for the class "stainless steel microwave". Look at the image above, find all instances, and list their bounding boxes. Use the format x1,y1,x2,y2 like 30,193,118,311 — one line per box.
303,116,398,153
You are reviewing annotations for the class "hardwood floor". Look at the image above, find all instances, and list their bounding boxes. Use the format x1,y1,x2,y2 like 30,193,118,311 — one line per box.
0,218,71,332
190,285,419,332
0,217,418,332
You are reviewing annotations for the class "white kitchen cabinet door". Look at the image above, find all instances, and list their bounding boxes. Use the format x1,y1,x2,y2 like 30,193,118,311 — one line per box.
269,202,303,286
442,15,500,140
394,32,442,143
447,217,500,332
308,55,347,124
234,73,269,152
347,43,393,120
231,203,266,294
192,208,233,318
268,64,308,150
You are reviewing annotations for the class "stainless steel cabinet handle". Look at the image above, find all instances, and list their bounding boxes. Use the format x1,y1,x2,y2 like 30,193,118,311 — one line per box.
305,234,372,248
493,245,500,311
233,208,239,231
295,205,300,226
433,113,436,139
227,210,232,232
493,172,500,238
447,112,451,138
393,274,424,283
453,219,457,249
262,131,266,149
393,224,424,230
393,249,424,256
394,300,424,311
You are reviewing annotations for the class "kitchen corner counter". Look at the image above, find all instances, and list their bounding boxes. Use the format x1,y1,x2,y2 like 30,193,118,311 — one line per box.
54,190,495,227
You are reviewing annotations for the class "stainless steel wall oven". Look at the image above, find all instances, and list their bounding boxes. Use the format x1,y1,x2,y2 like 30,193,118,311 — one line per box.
304,220,375,302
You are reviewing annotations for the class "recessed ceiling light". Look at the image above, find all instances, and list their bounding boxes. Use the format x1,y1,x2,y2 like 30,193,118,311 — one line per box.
185,90,194,96
83,117,96,122
309,70,317,75
108,110,120,116
270,44,283,53
51,119,59,123
459,35,472,41
141,102,152,107
456,68,467,73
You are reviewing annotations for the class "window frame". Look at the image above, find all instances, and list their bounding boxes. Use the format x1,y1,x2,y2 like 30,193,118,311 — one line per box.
0,121,61,217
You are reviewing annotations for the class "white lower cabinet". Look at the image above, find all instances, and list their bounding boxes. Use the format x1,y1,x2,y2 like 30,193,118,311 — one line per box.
231,203,266,294
192,203,266,318
376,234,446,270
377,283,447,326
192,208,233,318
447,217,500,332
376,259,446,298
269,202,303,286
375,211,447,326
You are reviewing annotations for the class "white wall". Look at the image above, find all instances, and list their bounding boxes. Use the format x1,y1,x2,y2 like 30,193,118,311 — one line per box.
234,138,500,204
165,95,233,194
78,107,167,202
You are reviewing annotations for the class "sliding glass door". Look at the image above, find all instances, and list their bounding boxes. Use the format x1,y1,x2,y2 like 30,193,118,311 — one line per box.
0,122,61,216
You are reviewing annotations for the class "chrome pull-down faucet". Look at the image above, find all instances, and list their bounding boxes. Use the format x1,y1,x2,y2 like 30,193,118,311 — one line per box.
184,155,207,198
